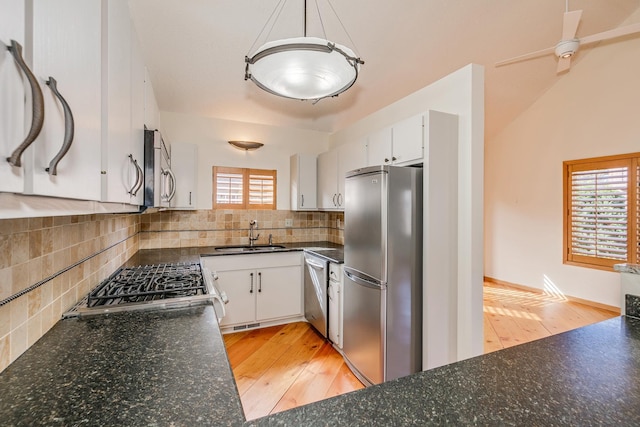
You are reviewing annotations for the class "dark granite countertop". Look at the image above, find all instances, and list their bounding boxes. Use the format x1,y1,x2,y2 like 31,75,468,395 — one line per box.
4,242,639,426
125,241,344,266
0,305,244,427
250,315,640,426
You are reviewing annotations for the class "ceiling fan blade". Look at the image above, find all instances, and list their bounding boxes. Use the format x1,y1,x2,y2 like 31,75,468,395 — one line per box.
556,56,571,73
579,22,640,46
562,10,583,40
495,46,556,67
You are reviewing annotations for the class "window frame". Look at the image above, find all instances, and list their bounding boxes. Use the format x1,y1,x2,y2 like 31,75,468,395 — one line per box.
563,152,640,271
212,166,277,210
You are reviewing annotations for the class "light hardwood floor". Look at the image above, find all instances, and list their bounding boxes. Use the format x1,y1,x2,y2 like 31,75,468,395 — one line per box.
223,281,619,420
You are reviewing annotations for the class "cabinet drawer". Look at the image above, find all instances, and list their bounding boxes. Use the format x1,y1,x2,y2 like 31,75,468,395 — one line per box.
202,251,302,272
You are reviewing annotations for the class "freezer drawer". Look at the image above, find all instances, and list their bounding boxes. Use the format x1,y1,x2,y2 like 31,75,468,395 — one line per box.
342,270,385,385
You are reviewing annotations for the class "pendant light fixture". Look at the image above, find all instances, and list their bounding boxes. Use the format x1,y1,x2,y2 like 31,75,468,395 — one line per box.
244,0,364,102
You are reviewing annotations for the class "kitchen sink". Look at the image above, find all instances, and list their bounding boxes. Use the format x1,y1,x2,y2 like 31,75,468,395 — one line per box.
214,245,286,253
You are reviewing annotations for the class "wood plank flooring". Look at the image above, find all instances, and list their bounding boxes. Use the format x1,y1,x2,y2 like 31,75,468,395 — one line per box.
223,281,619,420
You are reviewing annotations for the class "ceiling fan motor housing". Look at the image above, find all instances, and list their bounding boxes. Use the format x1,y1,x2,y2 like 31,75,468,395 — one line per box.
555,39,580,58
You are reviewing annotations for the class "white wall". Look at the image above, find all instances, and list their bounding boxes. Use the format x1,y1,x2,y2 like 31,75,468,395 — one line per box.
332,64,486,365
160,112,329,210
485,9,640,308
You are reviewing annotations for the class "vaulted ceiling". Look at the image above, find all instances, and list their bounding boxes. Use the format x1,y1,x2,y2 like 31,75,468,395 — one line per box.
129,0,640,139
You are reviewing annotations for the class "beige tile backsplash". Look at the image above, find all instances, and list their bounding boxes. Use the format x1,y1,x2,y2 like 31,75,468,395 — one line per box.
0,208,343,374
0,214,139,373
139,209,344,249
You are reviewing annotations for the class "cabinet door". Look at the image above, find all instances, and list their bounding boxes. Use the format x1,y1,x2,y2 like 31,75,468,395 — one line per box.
217,269,257,327
367,126,392,166
102,0,135,204
171,143,198,210
392,113,423,165
328,263,343,348
336,139,367,208
129,21,145,206
317,150,338,209
290,154,317,210
0,0,26,193
25,0,102,200
256,265,302,322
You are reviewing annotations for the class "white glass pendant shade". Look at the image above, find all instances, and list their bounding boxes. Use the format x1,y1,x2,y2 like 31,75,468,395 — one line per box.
245,37,362,101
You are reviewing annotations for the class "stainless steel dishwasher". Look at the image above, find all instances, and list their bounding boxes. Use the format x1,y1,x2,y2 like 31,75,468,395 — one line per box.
304,252,329,338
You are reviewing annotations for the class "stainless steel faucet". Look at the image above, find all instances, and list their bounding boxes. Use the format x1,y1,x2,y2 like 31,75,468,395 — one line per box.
249,220,260,246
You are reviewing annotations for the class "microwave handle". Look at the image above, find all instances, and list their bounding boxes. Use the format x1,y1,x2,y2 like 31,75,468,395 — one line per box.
166,168,176,202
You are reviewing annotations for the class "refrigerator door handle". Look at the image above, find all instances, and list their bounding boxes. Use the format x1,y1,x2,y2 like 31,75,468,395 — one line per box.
345,270,384,290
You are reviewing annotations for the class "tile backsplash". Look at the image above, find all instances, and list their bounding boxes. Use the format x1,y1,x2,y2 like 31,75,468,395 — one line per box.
139,209,344,249
0,214,139,373
0,208,343,373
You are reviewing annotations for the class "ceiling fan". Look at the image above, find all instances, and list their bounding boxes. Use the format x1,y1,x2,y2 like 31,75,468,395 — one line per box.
495,5,640,73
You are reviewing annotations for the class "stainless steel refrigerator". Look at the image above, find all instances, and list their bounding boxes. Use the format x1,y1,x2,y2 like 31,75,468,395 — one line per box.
343,165,422,385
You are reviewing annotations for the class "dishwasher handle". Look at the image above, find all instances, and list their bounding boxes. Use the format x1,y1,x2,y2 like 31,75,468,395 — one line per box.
305,258,326,270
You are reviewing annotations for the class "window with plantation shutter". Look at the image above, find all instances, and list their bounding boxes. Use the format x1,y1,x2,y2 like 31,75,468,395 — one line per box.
213,166,277,210
563,153,640,270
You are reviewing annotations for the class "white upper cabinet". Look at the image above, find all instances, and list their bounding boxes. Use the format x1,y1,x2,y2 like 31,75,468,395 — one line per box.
101,0,143,205
171,143,198,210
0,0,26,194
317,140,367,210
23,0,102,201
367,126,392,166
317,149,339,209
367,113,424,167
392,113,424,166
129,22,146,206
290,154,317,211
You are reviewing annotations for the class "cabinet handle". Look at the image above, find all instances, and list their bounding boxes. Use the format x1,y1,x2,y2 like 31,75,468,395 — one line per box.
337,193,343,206
6,40,44,168
189,191,192,206
44,77,74,176
127,154,141,195
392,156,397,161
132,157,144,196
258,272,262,293
301,194,304,207
250,272,254,293
127,155,144,197
332,194,337,206
384,158,390,163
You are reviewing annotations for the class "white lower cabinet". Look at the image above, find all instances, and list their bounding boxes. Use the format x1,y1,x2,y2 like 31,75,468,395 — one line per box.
328,262,344,349
201,252,303,330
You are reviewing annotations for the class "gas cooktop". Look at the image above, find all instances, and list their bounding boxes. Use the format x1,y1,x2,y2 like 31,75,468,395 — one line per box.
63,262,215,318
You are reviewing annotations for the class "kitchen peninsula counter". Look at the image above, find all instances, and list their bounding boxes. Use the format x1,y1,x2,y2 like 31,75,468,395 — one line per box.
3,242,640,425
0,305,244,426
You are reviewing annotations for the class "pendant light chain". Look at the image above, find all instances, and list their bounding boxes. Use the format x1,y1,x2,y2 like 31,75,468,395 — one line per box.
314,0,327,40
247,0,288,56
325,0,361,57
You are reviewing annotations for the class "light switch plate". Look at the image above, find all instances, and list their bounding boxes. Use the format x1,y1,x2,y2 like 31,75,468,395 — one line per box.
285,219,293,227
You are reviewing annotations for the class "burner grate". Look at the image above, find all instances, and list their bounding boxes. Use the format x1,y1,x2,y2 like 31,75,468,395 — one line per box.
87,262,206,307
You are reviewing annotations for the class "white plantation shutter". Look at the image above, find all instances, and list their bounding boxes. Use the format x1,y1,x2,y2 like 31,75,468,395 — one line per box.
213,166,276,210
564,155,640,270
215,170,243,206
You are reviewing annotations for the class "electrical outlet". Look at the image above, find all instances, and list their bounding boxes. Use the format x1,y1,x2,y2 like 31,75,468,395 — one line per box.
285,218,293,227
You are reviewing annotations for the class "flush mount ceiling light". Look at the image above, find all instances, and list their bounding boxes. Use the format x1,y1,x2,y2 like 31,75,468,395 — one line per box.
228,140,264,151
244,0,364,102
